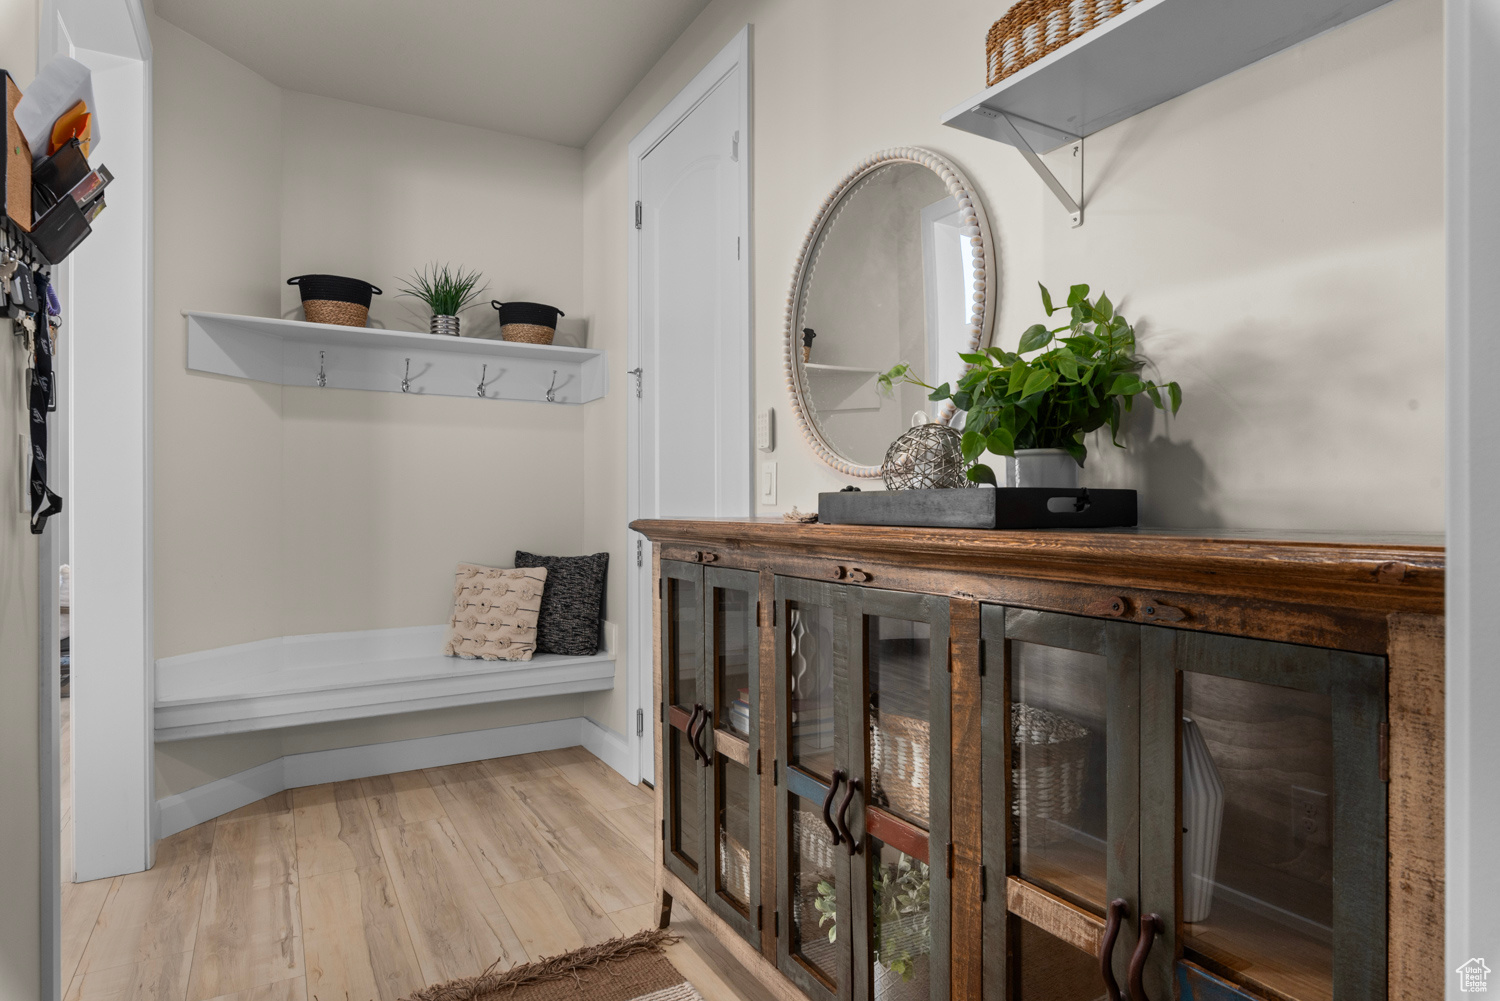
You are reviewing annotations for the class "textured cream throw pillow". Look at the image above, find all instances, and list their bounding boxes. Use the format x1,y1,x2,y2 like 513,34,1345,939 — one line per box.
443,563,549,662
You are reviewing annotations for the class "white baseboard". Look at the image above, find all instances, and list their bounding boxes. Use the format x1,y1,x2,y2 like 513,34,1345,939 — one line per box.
154,715,634,839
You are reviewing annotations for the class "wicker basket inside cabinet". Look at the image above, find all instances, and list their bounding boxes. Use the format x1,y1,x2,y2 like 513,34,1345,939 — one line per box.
1011,703,1090,844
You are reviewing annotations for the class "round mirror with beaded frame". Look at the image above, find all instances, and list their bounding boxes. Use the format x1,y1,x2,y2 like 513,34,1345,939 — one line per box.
783,146,997,478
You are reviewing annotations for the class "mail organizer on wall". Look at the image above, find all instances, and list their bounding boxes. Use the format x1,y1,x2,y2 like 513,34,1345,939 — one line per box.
630,518,1444,1001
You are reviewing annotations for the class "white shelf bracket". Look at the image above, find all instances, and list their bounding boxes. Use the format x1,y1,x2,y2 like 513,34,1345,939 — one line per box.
972,107,1084,227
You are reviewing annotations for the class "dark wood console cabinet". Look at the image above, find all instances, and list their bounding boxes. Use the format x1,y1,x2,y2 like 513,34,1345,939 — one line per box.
631,519,1444,1001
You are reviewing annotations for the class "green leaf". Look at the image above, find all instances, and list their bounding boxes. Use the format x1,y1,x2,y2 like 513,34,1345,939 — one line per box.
958,352,987,364
1067,283,1090,307
1063,438,1088,466
1007,361,1030,396
927,383,951,402
966,463,997,486
960,431,985,463
1038,282,1055,316
1146,384,1162,408
1021,369,1058,399
1168,381,1183,414
985,428,1015,456
1055,350,1079,383
1095,292,1114,321
1017,324,1053,353
1107,374,1145,397
952,391,972,410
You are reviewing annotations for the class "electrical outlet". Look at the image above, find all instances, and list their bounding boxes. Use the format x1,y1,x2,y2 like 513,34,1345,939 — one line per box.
760,461,777,505
1292,786,1329,847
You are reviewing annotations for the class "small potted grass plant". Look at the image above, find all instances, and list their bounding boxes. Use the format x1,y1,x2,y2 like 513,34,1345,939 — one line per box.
880,282,1182,488
397,263,489,337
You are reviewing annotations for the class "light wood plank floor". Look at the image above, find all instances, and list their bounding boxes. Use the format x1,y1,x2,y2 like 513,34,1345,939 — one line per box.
61,704,777,1001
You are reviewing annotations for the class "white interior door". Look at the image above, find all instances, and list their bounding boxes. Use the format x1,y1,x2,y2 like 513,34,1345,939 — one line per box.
627,28,751,785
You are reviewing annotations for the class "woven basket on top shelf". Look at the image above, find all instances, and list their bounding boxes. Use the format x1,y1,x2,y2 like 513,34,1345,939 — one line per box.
986,0,1138,87
1011,703,1091,843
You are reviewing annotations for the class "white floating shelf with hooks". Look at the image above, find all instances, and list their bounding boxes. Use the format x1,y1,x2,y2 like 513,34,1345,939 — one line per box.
184,311,608,404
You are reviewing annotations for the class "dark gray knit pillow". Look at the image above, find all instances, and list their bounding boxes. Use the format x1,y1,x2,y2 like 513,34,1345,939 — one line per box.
514,551,609,656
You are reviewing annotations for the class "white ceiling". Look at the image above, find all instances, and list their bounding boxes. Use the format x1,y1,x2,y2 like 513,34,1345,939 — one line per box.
151,0,712,148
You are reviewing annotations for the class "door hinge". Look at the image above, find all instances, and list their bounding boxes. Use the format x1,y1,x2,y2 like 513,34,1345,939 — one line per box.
772,759,778,786
756,601,761,628
980,864,987,901
731,130,740,162
661,701,666,724
637,708,645,736
756,904,763,930
978,637,986,677
756,749,762,775
661,819,667,842
658,577,664,599
736,236,741,260
774,910,780,937
946,841,954,879
635,201,643,229
636,538,644,568
627,366,643,399
1378,721,1390,783
947,637,954,673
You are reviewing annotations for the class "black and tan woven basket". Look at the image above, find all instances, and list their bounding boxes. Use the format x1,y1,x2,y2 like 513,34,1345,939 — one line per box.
288,274,382,328
986,0,1136,86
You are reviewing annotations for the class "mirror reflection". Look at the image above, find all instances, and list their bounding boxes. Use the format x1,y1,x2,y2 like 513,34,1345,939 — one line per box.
794,159,987,470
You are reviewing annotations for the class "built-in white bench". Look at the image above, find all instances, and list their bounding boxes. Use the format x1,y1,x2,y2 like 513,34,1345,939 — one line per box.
154,623,616,741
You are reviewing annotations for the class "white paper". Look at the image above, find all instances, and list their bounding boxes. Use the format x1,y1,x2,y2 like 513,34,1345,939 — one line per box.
14,55,99,163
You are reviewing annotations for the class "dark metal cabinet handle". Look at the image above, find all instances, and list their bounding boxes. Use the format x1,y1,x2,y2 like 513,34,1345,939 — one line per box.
686,705,704,761
836,776,862,853
1100,899,1128,1001
1127,912,1160,1001
696,708,712,767
822,770,845,846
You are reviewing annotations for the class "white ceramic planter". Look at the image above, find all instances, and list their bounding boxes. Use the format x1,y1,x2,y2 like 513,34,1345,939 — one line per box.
1007,448,1079,488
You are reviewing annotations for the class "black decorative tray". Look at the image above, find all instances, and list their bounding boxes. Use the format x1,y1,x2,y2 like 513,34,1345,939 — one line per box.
817,487,1137,530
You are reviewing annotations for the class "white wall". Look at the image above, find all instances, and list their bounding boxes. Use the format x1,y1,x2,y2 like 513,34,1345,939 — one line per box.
150,21,603,798
1,5,43,998
583,0,1442,531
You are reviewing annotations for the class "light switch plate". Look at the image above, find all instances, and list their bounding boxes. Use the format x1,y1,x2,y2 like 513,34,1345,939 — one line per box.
757,408,775,452
760,461,777,505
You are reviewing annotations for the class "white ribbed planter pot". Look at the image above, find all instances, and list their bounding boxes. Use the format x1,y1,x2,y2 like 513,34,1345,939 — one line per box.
1181,716,1226,923
1007,448,1079,488
874,953,929,1001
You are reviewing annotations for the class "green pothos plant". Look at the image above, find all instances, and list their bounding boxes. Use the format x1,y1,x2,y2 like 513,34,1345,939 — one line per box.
815,854,932,981
878,283,1182,484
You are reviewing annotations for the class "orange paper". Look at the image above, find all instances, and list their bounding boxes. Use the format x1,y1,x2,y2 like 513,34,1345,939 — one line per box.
48,99,90,157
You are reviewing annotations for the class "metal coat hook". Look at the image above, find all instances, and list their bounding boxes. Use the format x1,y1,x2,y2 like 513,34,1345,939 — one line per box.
316,351,327,388
545,370,559,403
476,364,490,398
401,358,411,394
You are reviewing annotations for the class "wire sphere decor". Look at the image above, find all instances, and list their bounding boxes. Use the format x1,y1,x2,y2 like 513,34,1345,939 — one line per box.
882,421,971,491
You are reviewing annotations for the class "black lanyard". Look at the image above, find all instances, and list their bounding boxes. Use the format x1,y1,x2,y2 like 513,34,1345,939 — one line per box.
27,276,61,535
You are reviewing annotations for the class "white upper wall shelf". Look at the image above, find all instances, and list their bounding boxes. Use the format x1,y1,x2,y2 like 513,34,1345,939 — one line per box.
185,311,608,404
942,0,1398,154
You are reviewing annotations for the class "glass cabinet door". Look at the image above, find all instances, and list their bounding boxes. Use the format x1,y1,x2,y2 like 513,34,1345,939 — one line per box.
1139,627,1387,1001
704,565,762,946
846,587,951,1001
775,576,852,1001
980,606,1143,999
661,560,707,895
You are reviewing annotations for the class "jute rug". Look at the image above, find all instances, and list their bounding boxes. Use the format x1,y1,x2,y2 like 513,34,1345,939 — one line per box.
399,929,705,1001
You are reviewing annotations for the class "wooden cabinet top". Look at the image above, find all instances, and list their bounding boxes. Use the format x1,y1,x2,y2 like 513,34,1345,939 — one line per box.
631,518,1443,650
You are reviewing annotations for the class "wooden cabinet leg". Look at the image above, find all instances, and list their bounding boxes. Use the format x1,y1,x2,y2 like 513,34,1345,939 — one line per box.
658,888,674,929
